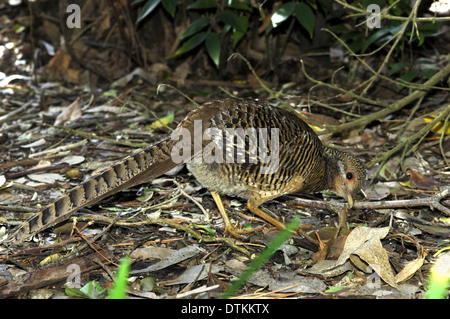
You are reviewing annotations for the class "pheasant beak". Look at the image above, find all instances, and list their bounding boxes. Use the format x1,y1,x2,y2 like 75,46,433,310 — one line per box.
347,194,354,208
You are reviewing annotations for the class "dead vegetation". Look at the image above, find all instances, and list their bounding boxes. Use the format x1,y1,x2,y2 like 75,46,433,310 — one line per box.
0,0,449,300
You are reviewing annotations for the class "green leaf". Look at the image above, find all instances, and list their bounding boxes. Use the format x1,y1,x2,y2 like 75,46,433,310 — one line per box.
362,25,402,52
325,286,347,294
136,0,161,24
388,62,411,77
398,70,420,90
425,253,450,299
103,89,117,98
421,69,437,80
271,1,295,28
65,281,108,299
232,29,245,47
81,281,108,299
226,0,251,11
187,0,218,9
180,17,210,40
65,287,91,298
294,2,315,38
218,10,248,33
418,21,443,33
161,0,177,18
193,224,216,236
400,70,420,83
146,111,174,130
205,33,220,68
175,32,207,55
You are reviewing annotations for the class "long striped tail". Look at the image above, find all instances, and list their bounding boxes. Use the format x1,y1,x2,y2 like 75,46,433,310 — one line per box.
2,138,178,246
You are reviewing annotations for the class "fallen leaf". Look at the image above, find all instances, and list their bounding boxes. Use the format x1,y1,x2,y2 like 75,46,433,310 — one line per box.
312,226,399,289
362,183,391,200
300,112,341,127
21,138,47,148
163,264,223,285
27,173,65,184
54,98,82,126
423,114,450,135
409,169,441,190
336,226,398,288
395,255,425,284
343,131,387,148
145,111,174,130
58,155,85,166
130,246,175,260
46,45,71,81
129,245,200,275
225,259,327,293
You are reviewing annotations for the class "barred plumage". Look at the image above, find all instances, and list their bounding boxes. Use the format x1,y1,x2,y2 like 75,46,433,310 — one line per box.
2,99,365,245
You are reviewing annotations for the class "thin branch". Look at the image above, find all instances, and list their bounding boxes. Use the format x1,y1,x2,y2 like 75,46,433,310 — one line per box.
300,60,450,134
368,104,450,167
335,0,450,22
289,189,450,217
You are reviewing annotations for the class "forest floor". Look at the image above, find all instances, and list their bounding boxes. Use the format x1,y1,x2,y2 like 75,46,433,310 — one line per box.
0,2,449,300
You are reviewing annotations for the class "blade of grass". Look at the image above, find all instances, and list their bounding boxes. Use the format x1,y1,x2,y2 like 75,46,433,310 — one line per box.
426,252,450,299
107,256,131,299
221,216,300,299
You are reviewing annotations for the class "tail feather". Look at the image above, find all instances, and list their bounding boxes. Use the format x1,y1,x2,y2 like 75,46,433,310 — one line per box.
2,98,224,246
2,138,178,246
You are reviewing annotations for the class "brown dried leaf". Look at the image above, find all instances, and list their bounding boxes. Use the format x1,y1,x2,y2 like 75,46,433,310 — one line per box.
343,131,387,148
54,98,82,126
46,45,71,81
409,169,441,190
337,226,398,289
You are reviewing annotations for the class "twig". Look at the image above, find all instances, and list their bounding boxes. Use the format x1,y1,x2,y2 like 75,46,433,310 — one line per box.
439,113,450,167
289,189,450,217
301,60,450,134
35,122,149,149
173,180,211,223
28,140,88,158
360,0,419,95
0,101,33,124
355,189,450,216
335,0,450,22
73,215,251,255
228,53,279,100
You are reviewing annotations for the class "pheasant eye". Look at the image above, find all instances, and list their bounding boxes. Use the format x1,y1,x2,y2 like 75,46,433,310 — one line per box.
346,172,353,181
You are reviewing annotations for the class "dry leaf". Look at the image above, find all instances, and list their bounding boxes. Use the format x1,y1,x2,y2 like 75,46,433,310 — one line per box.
343,132,386,148
129,245,200,275
395,256,425,284
300,112,341,126
54,98,82,126
21,138,47,148
27,173,65,184
163,264,223,285
336,226,398,289
46,45,71,81
363,183,391,200
423,114,450,135
409,169,441,190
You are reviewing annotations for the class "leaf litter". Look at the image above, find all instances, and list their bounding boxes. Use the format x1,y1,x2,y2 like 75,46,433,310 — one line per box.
0,2,449,300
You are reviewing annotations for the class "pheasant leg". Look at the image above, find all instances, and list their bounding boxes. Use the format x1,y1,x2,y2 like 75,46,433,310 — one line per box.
210,191,261,238
246,202,287,231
